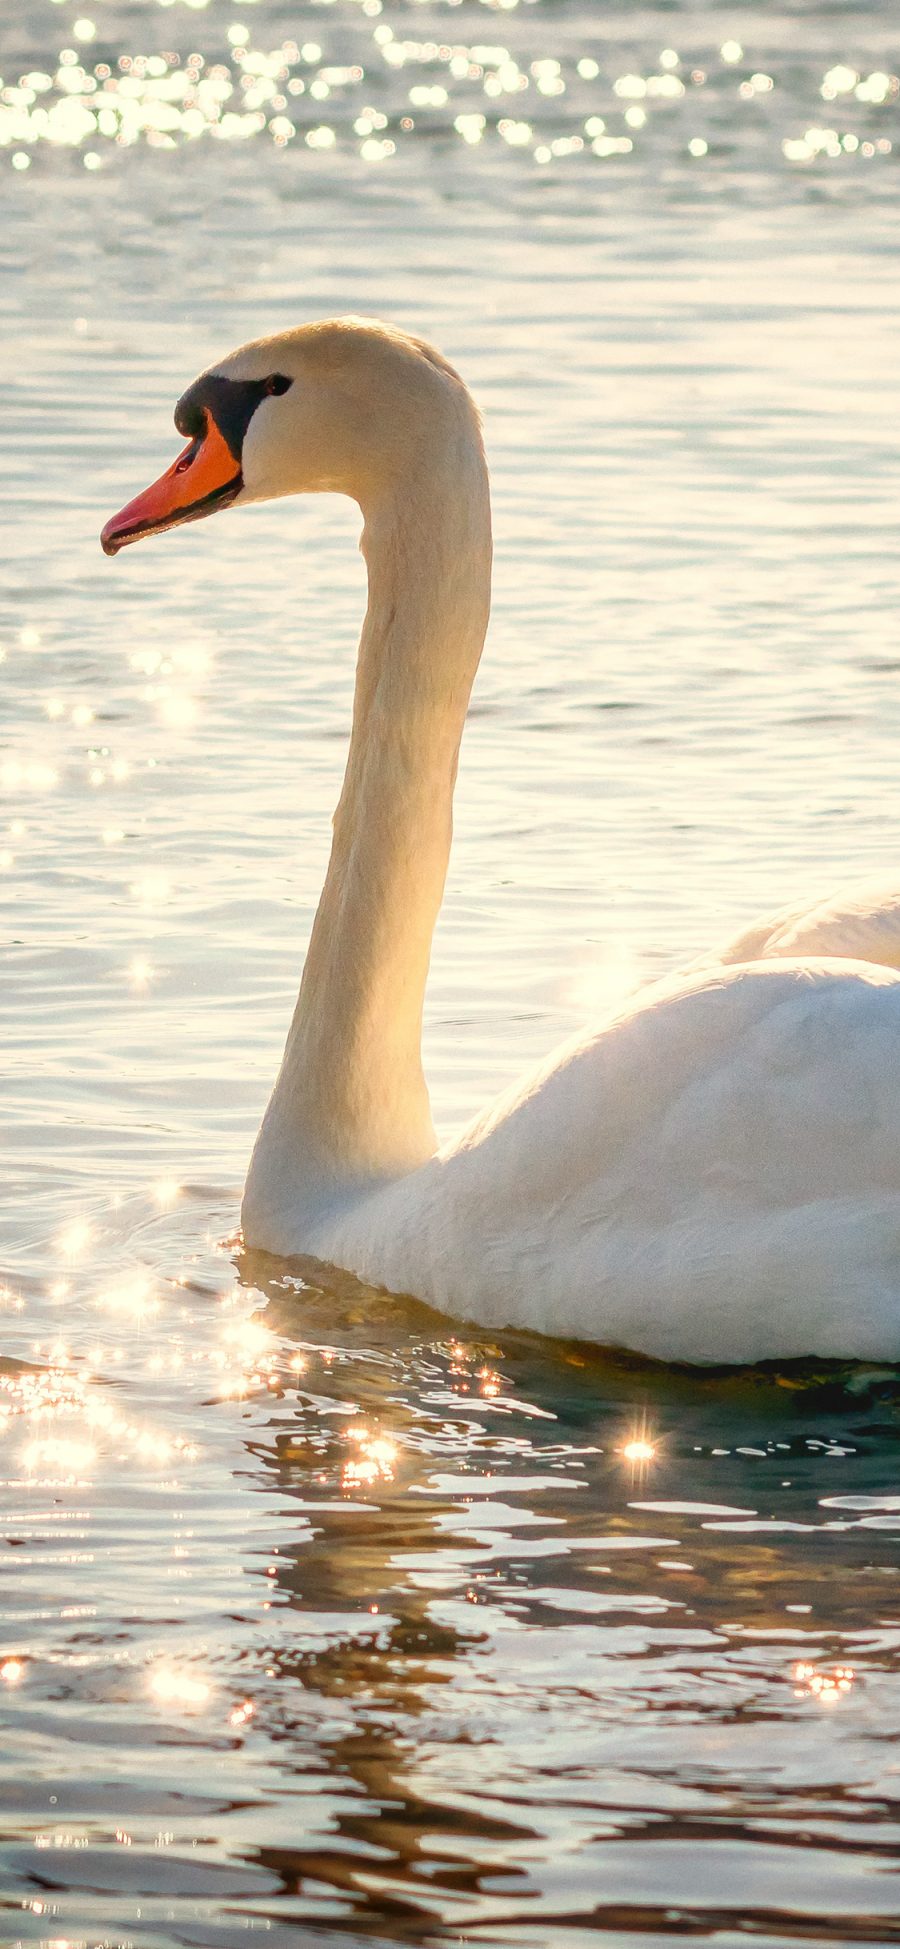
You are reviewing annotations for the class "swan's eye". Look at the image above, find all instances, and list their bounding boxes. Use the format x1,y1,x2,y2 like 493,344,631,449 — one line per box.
265,373,292,397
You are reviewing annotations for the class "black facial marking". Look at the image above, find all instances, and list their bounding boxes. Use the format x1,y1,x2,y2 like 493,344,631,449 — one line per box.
174,372,293,459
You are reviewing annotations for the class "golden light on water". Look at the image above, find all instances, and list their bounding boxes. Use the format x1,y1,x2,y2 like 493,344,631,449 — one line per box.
342,1427,398,1488
57,1218,92,1259
131,871,171,907
149,1665,212,1711
620,1413,659,1477
1,1361,84,1425
1,757,57,791
1,24,891,182
95,1272,160,1323
21,1434,97,1481
215,1314,282,1399
158,690,198,732
622,1438,657,1464
223,1318,274,1361
3,1340,198,1483
229,1698,256,1728
793,1661,856,1704
0,1657,25,1686
153,1178,181,1209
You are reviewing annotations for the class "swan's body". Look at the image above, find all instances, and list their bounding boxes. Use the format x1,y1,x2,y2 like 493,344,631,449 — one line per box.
704,881,900,973
102,318,900,1364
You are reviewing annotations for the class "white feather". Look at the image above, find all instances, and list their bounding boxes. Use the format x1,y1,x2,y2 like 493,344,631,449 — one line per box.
701,880,900,972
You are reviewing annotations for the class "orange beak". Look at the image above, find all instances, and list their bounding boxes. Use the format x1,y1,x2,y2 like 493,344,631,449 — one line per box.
101,410,242,557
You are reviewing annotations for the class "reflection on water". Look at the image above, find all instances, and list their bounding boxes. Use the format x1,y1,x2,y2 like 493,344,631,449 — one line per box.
5,0,900,1941
4,1210,900,1944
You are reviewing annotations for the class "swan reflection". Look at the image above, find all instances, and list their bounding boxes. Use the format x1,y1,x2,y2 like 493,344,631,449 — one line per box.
3,1217,898,1938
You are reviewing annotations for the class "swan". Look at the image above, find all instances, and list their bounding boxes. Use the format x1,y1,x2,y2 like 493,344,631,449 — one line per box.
101,317,900,1366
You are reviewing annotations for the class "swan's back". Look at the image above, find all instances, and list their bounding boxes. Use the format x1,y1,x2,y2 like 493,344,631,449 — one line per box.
706,880,900,971
322,958,900,1365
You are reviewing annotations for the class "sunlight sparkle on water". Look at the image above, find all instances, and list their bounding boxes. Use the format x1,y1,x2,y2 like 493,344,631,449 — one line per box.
153,1178,181,1209
149,1665,212,1711
2,22,894,179
21,1435,97,1481
2,1342,197,1478
57,1218,92,1260
95,1272,160,1322
621,1435,658,1466
342,1427,398,1488
229,1698,256,1728
158,690,198,731
216,1314,281,1397
1,1361,84,1425
131,872,171,907
622,1439,656,1463
223,1317,275,1361
794,1661,856,1704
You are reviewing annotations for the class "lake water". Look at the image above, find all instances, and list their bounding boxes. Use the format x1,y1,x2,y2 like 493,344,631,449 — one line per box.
4,1,900,1943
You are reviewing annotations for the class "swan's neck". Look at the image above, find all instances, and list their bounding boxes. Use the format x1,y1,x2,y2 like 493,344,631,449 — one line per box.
246,427,491,1221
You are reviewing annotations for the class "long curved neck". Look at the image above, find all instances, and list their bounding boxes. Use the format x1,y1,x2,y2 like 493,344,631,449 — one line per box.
245,421,491,1225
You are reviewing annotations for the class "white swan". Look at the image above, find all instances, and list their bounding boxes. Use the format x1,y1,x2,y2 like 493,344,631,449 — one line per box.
102,317,900,1365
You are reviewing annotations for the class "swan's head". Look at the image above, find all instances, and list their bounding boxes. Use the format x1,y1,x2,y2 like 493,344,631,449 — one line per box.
100,317,478,556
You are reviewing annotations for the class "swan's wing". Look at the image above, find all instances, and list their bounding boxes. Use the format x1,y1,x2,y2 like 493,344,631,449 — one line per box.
338,959,900,1364
701,880,900,971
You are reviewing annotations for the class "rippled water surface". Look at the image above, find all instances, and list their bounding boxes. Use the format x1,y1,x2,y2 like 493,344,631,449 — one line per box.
4,0,900,1942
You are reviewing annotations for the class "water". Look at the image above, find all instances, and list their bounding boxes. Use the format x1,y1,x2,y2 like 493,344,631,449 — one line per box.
4,1,900,1942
